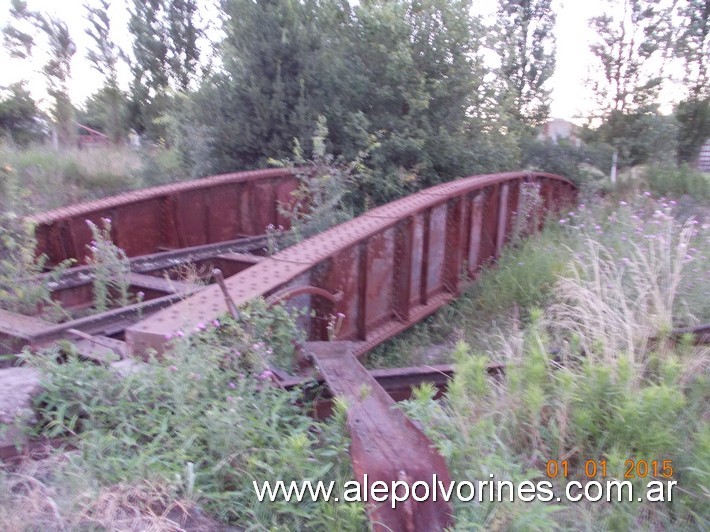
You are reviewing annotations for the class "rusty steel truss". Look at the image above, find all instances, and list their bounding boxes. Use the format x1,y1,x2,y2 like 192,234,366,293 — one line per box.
126,171,577,355
3,169,577,530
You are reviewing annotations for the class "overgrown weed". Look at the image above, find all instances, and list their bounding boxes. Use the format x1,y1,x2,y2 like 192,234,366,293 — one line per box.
15,304,365,530
266,116,375,253
395,192,709,529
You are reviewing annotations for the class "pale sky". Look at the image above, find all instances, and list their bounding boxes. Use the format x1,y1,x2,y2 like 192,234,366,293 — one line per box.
0,0,685,124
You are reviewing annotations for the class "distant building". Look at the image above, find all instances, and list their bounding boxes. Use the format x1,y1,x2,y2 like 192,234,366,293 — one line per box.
77,124,109,149
538,118,582,147
697,139,710,173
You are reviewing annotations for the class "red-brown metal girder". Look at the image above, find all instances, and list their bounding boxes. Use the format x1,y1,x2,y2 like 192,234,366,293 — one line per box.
125,171,577,357
307,341,454,531
393,217,415,322
466,193,485,277
27,168,299,266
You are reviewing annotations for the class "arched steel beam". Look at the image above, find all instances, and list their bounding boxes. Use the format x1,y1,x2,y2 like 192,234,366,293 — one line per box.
126,171,577,357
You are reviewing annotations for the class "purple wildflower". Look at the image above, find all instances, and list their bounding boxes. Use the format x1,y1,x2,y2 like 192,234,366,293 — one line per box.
258,369,274,381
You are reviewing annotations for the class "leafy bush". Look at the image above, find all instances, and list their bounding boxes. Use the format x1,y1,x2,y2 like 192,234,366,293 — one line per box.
521,136,612,186
0,217,65,319
84,219,135,312
136,145,187,187
23,308,364,529
402,326,708,529
646,164,710,200
267,117,372,252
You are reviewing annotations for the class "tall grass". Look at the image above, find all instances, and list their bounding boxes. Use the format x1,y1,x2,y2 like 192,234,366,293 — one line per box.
395,193,710,529
551,214,696,368
403,328,708,529
9,308,364,530
0,144,187,214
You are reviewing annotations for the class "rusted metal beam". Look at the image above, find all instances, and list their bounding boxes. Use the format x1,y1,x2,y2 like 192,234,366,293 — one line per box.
28,169,298,266
307,341,454,531
496,182,510,258
126,172,577,357
467,193,485,277
0,291,199,360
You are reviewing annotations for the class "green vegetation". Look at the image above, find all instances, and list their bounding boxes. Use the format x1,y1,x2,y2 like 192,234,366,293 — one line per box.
0,215,69,320
4,308,363,529
646,164,710,200
403,325,708,529
84,218,134,313
0,144,187,213
0,0,708,529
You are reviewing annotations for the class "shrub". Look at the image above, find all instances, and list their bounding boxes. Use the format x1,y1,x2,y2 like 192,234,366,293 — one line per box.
267,117,372,251
84,218,134,313
646,164,710,200
520,136,612,186
23,309,364,529
402,324,709,529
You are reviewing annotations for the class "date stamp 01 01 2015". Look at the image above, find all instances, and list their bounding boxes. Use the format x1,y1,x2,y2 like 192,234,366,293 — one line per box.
546,458,674,480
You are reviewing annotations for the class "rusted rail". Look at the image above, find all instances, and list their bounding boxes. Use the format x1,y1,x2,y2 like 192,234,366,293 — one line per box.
0,235,271,357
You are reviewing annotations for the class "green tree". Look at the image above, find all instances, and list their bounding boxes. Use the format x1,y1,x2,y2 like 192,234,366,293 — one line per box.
190,0,504,204
676,0,709,99
84,0,124,144
0,82,43,145
216,0,325,163
77,86,130,140
494,0,556,128
588,0,674,118
166,0,201,91
345,0,496,199
41,17,76,148
587,0,676,166
674,0,710,163
127,0,201,139
2,0,76,147
1,0,34,59
675,97,710,164
127,0,169,138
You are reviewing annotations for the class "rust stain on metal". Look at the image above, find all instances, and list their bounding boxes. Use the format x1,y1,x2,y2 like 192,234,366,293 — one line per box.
307,341,454,531
126,171,576,357
28,169,298,266
6,169,578,530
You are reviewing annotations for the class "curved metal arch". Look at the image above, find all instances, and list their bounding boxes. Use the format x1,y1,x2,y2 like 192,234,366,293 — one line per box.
126,171,577,357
